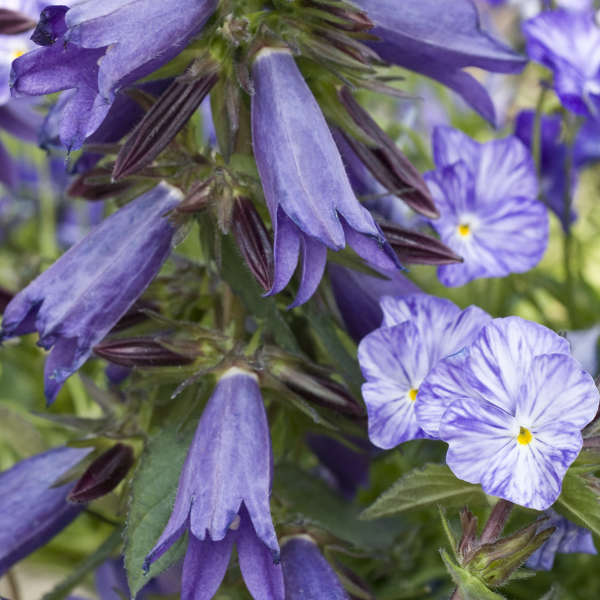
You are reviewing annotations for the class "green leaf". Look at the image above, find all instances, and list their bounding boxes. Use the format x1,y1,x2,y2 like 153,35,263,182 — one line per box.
41,529,122,600
440,549,506,600
554,470,600,538
274,463,404,550
0,403,46,456
220,235,300,353
361,464,485,520
124,424,194,596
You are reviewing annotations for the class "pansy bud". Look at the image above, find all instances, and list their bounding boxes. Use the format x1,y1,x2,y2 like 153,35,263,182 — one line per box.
94,337,196,368
67,167,132,201
0,183,183,404
281,535,349,599
0,446,91,575
0,9,36,35
68,444,134,503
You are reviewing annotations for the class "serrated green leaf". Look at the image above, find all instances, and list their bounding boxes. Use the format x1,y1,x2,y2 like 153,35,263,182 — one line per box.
41,529,122,600
554,470,600,538
124,424,194,596
440,549,506,600
274,463,404,550
361,464,485,520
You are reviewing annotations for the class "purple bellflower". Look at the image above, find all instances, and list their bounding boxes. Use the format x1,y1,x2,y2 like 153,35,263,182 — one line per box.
145,368,284,600
418,317,599,510
0,445,91,575
523,8,600,119
281,535,349,600
11,0,217,149
425,125,547,287
353,0,526,124
526,510,597,570
0,182,182,404
358,294,491,449
251,47,399,307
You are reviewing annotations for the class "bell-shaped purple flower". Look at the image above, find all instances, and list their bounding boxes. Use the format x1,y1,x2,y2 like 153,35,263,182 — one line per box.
251,47,399,307
0,445,91,575
526,510,597,570
11,0,217,149
358,294,491,448
0,182,182,404
353,0,526,124
420,317,600,509
281,535,349,600
425,125,547,287
523,9,600,119
145,368,284,600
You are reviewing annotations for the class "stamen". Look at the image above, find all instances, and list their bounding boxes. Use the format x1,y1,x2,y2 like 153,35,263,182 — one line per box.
408,388,418,402
458,223,470,237
517,426,532,445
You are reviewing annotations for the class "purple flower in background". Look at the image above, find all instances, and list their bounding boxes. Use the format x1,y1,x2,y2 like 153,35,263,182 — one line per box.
420,317,599,509
251,47,399,307
358,294,490,449
0,445,91,575
526,510,597,570
11,0,217,149
523,9,600,119
426,125,547,287
353,0,526,124
0,182,182,403
328,264,421,342
145,368,284,600
281,535,349,600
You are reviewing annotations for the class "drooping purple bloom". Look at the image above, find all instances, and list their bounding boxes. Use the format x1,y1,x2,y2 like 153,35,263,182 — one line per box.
0,182,182,404
11,0,218,149
514,109,577,231
526,510,597,570
420,317,599,510
281,536,349,600
251,47,399,307
328,264,421,342
0,445,91,575
145,368,284,600
425,125,547,287
523,9,600,119
358,294,491,449
353,0,526,124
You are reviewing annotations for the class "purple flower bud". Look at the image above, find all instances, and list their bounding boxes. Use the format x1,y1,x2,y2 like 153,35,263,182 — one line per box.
68,444,134,503
145,368,284,599
0,8,36,35
94,337,196,368
353,0,526,123
281,535,349,599
0,446,91,576
0,183,183,404
251,47,399,306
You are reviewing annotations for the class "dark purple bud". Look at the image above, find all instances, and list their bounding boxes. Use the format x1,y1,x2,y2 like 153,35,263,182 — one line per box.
176,178,215,214
0,8,36,35
109,300,159,333
379,222,463,265
67,167,133,201
94,337,196,368
113,67,219,180
0,287,13,314
68,444,134,503
232,196,274,291
337,87,438,219
29,6,68,45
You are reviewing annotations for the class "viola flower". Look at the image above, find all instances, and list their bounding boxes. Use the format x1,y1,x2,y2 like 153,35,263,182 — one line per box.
251,47,399,307
11,0,218,149
526,510,597,570
523,8,600,119
420,317,599,510
281,535,348,600
0,182,182,404
145,368,284,600
425,125,547,287
357,294,490,449
353,0,526,124
0,445,91,575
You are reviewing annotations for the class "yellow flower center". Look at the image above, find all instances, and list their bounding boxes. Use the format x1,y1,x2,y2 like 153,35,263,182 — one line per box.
517,426,533,445
408,388,418,402
12,49,26,60
457,223,471,237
